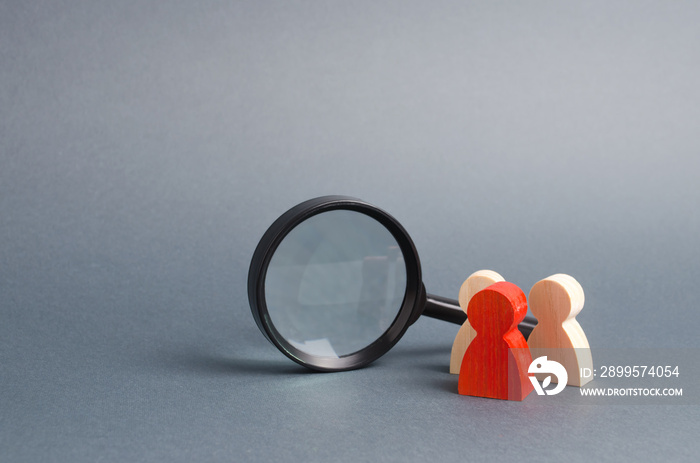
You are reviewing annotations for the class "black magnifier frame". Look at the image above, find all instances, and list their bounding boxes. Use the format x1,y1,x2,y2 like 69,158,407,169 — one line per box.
248,196,537,372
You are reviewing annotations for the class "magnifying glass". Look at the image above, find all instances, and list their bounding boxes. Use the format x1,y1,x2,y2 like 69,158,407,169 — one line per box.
248,196,537,372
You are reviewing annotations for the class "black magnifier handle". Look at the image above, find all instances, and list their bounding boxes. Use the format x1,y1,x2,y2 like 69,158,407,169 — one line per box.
424,293,538,340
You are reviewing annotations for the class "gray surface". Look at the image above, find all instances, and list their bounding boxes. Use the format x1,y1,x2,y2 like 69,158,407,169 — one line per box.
2,1,699,461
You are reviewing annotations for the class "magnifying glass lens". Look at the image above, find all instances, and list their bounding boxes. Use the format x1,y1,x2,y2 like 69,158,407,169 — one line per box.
251,197,537,371
265,210,407,358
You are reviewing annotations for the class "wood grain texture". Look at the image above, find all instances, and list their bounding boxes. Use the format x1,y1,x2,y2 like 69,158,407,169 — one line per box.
458,282,534,401
449,270,505,374
527,274,593,387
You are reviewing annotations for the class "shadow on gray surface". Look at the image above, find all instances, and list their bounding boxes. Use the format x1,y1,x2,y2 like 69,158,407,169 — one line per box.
154,343,438,378
385,343,451,359
419,362,452,374
156,348,316,376
434,376,459,395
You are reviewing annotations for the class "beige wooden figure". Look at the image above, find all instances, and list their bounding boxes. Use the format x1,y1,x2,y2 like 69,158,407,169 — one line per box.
449,270,505,374
527,274,593,386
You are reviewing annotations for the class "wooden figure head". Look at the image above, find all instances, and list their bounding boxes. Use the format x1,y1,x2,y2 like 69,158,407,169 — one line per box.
468,281,528,336
528,274,585,323
458,270,505,315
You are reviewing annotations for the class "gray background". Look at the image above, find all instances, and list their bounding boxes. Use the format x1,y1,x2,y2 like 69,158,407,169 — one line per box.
2,1,699,461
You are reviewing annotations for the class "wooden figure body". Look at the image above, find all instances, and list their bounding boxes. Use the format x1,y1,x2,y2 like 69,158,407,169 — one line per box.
449,270,505,374
458,282,534,401
527,274,593,387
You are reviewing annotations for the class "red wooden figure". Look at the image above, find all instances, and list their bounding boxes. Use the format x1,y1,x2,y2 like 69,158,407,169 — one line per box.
458,281,534,401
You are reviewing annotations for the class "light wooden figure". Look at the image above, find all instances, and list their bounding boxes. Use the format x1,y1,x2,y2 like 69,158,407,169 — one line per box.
527,274,593,387
449,270,505,374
